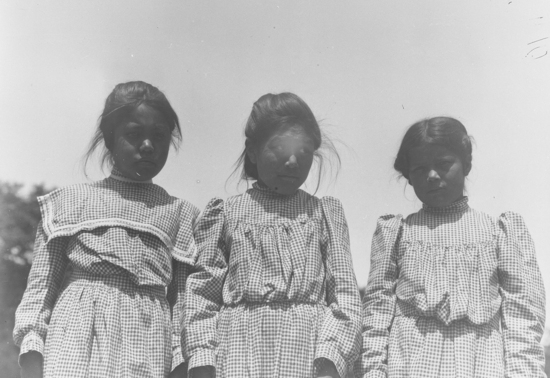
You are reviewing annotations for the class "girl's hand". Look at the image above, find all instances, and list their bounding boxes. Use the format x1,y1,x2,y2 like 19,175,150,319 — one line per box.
189,366,213,378
19,351,43,378
317,359,340,378
169,362,188,378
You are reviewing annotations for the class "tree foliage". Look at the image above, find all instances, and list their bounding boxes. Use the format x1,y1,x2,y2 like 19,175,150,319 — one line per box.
0,182,54,377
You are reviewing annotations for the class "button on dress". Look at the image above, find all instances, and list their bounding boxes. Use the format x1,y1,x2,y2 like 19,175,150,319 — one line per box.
184,183,362,378
14,170,199,377
356,197,546,378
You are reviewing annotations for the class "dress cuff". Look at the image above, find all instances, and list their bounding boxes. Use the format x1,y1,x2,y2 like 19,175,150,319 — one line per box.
315,343,347,378
18,331,44,365
187,349,215,372
171,345,185,372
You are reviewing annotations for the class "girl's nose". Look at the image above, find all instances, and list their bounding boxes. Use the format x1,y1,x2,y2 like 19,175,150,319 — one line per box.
140,139,154,153
285,154,298,169
427,169,440,182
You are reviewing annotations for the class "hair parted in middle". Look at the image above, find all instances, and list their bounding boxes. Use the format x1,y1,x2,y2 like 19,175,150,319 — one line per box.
394,116,473,181
231,92,340,192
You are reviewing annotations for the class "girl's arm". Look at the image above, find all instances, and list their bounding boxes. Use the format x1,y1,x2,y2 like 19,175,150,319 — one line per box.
14,221,69,373
167,259,192,376
355,214,401,378
168,204,200,377
315,197,362,378
183,199,227,377
498,212,546,377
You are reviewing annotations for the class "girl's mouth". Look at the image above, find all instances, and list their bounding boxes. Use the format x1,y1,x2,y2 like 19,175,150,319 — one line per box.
279,175,299,182
137,160,156,166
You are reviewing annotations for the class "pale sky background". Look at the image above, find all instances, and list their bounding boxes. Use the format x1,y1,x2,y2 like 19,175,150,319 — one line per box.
1,1,549,343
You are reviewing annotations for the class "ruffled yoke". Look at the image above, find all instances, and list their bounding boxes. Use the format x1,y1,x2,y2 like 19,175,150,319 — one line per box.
396,197,501,325
213,182,330,305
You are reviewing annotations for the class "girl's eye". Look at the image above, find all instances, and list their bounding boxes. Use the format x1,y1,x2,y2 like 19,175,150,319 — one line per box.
154,132,168,140
300,148,313,156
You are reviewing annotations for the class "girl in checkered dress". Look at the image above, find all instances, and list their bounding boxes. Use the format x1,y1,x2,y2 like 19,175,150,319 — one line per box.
183,93,362,378
356,117,546,377
14,81,199,378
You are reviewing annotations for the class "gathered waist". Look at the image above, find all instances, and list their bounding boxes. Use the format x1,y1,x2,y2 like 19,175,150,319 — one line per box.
64,267,166,299
395,298,501,327
224,299,326,309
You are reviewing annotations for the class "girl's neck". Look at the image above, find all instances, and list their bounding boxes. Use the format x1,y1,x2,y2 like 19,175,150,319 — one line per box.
110,167,153,184
422,196,469,214
252,180,298,197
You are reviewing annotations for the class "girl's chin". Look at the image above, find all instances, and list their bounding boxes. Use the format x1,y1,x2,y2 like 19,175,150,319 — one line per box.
270,184,300,196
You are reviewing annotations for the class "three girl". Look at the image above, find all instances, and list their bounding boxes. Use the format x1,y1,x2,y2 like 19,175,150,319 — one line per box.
356,117,546,377
14,85,546,378
14,81,198,377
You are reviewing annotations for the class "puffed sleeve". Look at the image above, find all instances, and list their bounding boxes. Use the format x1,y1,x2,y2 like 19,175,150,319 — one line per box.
13,220,69,361
315,197,362,378
355,214,402,378
183,198,228,373
497,212,546,377
167,205,200,371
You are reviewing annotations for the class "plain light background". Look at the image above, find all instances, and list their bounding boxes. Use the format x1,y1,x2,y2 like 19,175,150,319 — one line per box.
1,0,549,343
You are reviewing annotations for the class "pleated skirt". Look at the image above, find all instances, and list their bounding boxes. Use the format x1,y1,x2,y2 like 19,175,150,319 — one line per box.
43,269,172,378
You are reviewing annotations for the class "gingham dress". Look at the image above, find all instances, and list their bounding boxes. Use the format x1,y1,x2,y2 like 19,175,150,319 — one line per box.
183,183,362,378
355,197,546,378
13,169,199,377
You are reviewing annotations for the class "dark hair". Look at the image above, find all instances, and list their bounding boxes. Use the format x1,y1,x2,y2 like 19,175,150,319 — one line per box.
394,116,473,180
83,81,181,173
231,92,340,192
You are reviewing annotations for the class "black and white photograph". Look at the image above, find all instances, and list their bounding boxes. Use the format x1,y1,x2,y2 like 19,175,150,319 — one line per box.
1,1,549,377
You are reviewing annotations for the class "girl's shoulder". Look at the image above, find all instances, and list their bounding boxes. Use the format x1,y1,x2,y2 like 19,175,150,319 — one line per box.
494,210,530,237
375,213,405,230
318,195,346,219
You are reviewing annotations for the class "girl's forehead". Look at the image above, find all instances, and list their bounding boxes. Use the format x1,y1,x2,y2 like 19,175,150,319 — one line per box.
409,144,457,162
269,124,312,140
128,104,168,124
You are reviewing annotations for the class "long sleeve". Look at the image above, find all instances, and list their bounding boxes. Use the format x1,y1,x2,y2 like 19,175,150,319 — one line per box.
168,205,200,372
315,197,362,378
498,212,546,377
167,259,192,371
13,220,69,359
183,198,228,372
355,215,402,378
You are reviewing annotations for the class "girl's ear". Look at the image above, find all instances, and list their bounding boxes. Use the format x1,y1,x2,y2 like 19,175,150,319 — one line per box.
246,148,257,164
245,141,257,164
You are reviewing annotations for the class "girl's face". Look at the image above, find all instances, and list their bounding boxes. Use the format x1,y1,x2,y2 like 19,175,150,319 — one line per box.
408,144,468,208
248,125,315,196
111,104,172,181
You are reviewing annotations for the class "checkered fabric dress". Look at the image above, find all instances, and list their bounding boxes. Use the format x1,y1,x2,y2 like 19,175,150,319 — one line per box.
183,183,362,378
355,197,546,378
14,169,199,377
